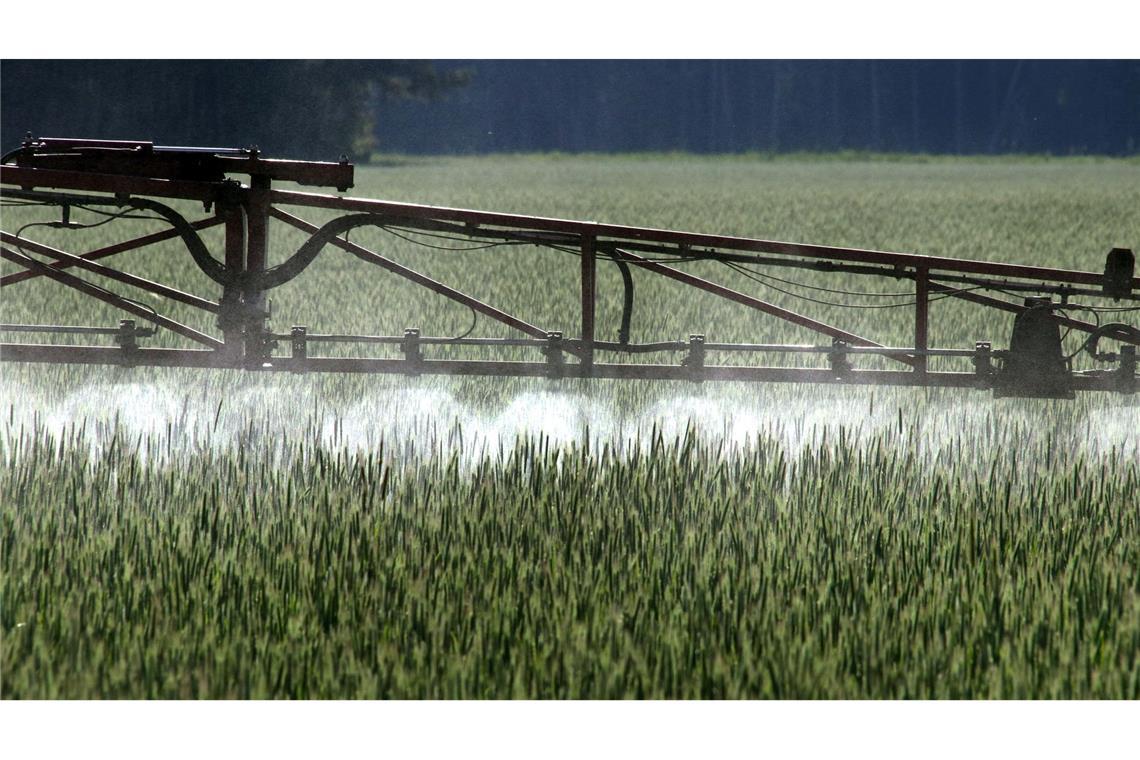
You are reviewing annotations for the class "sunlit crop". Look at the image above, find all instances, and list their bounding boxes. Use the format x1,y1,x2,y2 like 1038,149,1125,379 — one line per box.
2,155,1138,698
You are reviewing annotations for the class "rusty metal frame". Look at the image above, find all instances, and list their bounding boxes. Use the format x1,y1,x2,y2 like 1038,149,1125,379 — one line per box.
2,137,1137,397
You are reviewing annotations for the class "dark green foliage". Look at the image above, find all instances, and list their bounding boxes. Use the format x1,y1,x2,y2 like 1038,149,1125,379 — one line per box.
0,60,471,162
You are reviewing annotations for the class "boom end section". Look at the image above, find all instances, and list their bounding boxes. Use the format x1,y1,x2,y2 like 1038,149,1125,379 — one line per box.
994,298,1075,400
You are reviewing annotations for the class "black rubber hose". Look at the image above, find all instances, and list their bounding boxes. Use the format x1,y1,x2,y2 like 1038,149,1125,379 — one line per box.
0,188,234,286
252,213,390,291
608,250,635,344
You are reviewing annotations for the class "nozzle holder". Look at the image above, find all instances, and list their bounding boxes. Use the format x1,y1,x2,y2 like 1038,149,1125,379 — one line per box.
829,339,853,376
290,326,307,359
114,318,157,367
401,328,423,375
681,334,706,380
543,331,565,379
114,318,140,352
289,325,308,373
973,341,995,386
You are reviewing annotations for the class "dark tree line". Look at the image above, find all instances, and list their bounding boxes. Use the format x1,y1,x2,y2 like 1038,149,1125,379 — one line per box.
0,60,470,160
379,60,1140,156
2,60,1137,159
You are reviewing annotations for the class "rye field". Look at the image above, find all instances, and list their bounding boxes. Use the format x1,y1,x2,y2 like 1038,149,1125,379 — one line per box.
2,155,1139,698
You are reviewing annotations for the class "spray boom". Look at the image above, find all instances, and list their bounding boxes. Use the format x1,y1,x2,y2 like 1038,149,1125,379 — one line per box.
2,137,1137,398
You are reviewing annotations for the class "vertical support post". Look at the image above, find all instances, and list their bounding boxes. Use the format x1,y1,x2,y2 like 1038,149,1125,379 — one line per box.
914,265,930,374
401,328,422,375
243,175,272,363
580,235,596,369
1119,345,1136,394
219,203,247,363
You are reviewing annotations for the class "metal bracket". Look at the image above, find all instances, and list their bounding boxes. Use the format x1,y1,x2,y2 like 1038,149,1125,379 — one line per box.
1104,248,1135,300
543,331,565,378
681,334,706,380
973,341,995,386
246,329,276,367
829,339,852,376
114,319,139,353
290,326,307,372
996,297,1073,399
113,319,156,366
1119,345,1137,394
401,328,423,375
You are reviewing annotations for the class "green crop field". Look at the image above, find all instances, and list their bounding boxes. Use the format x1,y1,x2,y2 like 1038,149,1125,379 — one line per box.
2,155,1138,698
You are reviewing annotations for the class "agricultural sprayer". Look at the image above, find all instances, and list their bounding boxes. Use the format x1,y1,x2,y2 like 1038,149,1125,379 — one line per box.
2,136,1137,398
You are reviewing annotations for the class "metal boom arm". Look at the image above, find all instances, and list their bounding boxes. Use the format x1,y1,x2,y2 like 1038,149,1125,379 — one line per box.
2,136,1136,398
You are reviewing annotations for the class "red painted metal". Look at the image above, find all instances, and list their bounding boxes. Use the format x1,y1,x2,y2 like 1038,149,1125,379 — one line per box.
2,137,1136,397
2,341,1126,395
267,187,1138,292
1,232,219,312
914,266,930,374
0,216,223,287
12,137,354,189
269,208,552,341
1,165,221,203
1,246,223,348
930,282,1140,346
580,235,597,367
614,248,920,368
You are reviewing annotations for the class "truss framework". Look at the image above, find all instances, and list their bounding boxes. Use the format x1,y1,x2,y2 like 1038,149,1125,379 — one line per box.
2,137,1137,398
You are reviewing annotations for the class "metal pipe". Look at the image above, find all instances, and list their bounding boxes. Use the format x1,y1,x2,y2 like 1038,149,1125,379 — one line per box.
0,232,219,313
266,187,1137,291
0,246,224,349
1,216,223,287
0,324,127,335
915,266,930,373
3,345,1122,393
614,248,920,368
269,208,554,342
580,235,596,367
930,281,1140,346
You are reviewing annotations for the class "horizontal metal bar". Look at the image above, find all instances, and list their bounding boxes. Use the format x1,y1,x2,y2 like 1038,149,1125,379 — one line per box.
1,215,224,287
0,323,125,335
29,138,156,151
589,340,688,353
3,344,1127,395
266,331,995,359
275,359,992,387
269,207,556,343
0,231,220,312
268,332,553,347
0,246,224,349
1,165,219,203
9,145,353,190
267,188,1134,290
614,248,920,368
0,343,227,367
266,331,1002,360
698,343,994,357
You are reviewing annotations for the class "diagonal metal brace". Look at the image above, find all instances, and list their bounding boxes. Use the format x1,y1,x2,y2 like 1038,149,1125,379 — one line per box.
0,246,224,349
614,248,919,368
